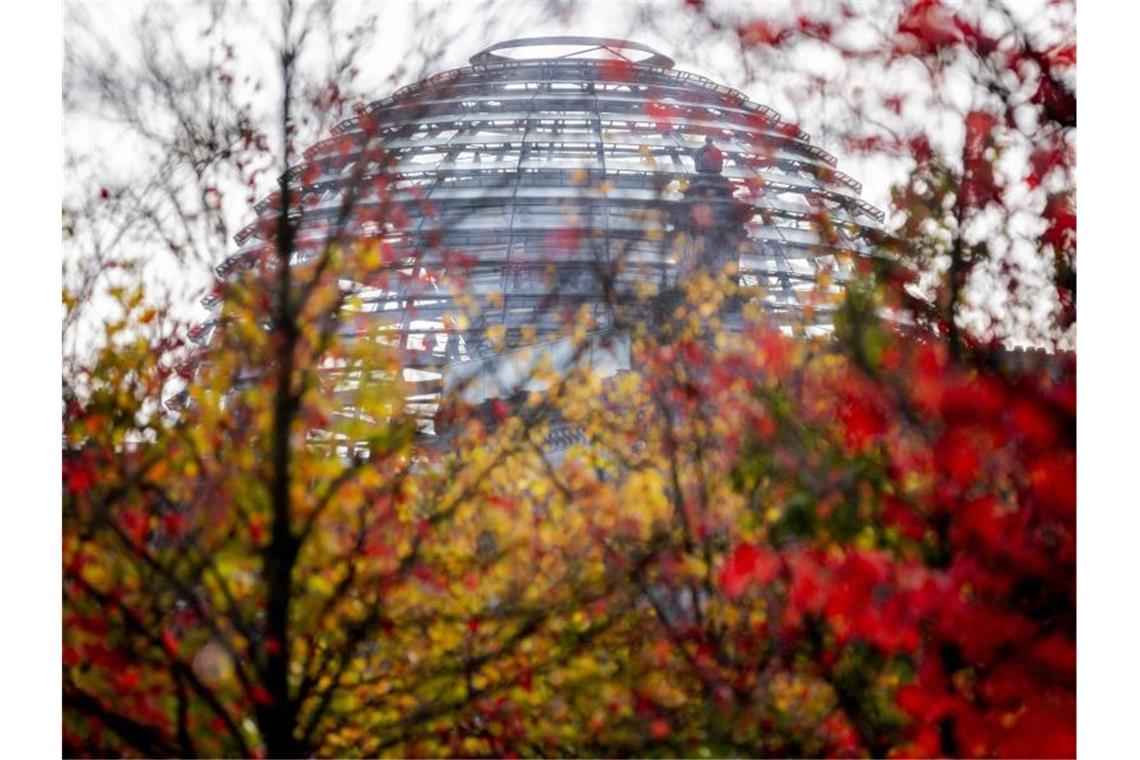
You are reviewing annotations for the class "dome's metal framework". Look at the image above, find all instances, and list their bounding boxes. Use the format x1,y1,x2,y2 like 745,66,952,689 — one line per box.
200,37,883,424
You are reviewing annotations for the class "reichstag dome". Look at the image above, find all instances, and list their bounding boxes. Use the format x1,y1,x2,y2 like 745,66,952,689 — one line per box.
199,37,883,426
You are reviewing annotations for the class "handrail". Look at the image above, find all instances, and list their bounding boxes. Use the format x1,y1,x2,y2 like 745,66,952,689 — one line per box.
469,37,675,69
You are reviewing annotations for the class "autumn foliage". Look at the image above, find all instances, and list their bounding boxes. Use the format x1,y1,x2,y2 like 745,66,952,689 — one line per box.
63,1,1074,757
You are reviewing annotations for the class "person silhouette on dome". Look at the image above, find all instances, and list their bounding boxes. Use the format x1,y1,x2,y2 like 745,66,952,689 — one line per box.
695,134,724,175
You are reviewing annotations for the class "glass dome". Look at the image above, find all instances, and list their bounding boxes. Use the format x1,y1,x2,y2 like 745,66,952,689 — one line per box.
200,37,883,417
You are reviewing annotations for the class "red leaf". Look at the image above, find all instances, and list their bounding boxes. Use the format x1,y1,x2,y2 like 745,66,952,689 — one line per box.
1028,634,1076,681
1033,75,1076,126
717,543,780,599
488,494,518,516
1041,194,1076,253
161,628,179,657
882,496,926,540
249,520,266,545
788,553,827,615
952,496,1004,548
939,374,1005,421
1047,44,1076,67
753,328,792,376
545,227,581,256
122,510,149,544
1026,145,1066,189
114,668,140,694
964,111,998,158
935,426,982,487
909,135,933,164
1008,398,1059,449
600,58,633,81
897,0,962,54
64,461,96,494
962,111,1000,207
737,19,790,47
1027,451,1075,518
162,512,188,537
796,15,832,41
838,390,887,451
301,162,322,185
251,685,274,706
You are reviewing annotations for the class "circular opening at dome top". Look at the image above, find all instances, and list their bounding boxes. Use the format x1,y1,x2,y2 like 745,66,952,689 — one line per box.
469,36,674,69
